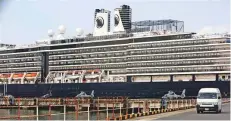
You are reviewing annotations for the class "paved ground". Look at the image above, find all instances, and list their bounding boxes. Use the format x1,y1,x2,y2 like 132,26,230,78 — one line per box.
129,103,230,120
156,103,230,120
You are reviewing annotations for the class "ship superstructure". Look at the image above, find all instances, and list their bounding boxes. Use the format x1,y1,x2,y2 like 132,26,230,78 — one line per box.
0,5,230,98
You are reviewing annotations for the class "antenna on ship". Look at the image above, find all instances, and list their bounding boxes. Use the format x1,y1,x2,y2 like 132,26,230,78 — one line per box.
76,28,84,37
56,25,66,40
48,29,54,39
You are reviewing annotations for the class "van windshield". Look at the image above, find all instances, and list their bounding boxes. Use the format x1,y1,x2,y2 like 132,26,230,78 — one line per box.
198,93,217,99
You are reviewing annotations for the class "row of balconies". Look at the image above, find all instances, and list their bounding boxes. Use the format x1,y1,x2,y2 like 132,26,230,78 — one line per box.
129,39,225,49
49,64,126,71
49,46,127,55
49,56,230,66
0,38,226,60
0,63,229,74
0,51,229,69
130,45,228,55
126,59,230,67
0,68,41,73
0,63,41,68
48,38,226,56
49,63,230,73
0,60,228,70
0,53,40,59
1,46,227,64
48,44,229,61
0,57,41,64
127,66,230,74
0,57,229,70
49,52,126,60
127,52,229,61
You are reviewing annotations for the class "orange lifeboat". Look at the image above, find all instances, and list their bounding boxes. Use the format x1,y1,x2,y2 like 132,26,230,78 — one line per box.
0,74,11,78
25,72,37,78
13,73,24,78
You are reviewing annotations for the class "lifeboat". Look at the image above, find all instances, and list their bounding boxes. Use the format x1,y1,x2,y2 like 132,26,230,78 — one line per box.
12,73,24,79
24,72,38,84
0,73,11,84
65,70,81,79
85,70,100,79
0,73,11,79
64,70,84,83
11,73,24,84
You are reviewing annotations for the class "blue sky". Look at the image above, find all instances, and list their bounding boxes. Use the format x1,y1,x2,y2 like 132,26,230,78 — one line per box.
0,0,230,44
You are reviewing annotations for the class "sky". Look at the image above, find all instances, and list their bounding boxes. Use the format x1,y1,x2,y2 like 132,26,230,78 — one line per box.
0,0,230,44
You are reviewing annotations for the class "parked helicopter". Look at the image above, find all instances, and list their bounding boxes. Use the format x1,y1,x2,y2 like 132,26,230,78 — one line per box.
76,90,94,98
162,89,186,99
41,90,52,98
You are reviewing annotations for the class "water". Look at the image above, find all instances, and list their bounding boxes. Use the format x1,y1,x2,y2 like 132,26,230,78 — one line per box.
0,108,121,120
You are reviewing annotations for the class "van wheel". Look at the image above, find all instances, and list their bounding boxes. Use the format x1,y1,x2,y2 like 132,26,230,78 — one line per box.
197,110,200,113
219,109,221,113
216,108,219,113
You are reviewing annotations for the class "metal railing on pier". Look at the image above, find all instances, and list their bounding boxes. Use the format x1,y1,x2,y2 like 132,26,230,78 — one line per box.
0,97,229,120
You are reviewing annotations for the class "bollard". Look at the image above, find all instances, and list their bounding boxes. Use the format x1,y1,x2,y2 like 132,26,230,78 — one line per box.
138,102,140,113
106,103,109,120
149,101,152,112
185,100,188,108
120,103,122,117
17,98,21,120
126,99,128,117
112,102,115,119
132,102,134,114
75,99,78,120
48,104,51,120
143,101,146,113
176,100,179,110
88,104,90,121
146,100,149,113
64,105,66,121
150,101,153,113
97,97,99,120
66,98,69,105
36,105,39,121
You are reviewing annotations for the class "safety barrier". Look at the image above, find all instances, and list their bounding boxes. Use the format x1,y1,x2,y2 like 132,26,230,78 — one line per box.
112,98,229,120
0,98,229,120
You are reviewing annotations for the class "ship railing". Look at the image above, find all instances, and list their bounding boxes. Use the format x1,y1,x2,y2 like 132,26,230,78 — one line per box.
193,32,231,39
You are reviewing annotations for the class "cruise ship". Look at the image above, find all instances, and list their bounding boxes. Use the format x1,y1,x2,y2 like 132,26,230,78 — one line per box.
0,5,230,98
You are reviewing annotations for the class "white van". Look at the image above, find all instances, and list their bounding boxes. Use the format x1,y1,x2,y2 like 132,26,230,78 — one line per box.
196,88,222,113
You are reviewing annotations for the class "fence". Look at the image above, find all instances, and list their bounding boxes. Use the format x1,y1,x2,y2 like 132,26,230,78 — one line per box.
0,97,229,120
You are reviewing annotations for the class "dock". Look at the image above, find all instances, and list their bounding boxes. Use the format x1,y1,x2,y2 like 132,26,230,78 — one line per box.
0,97,229,120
